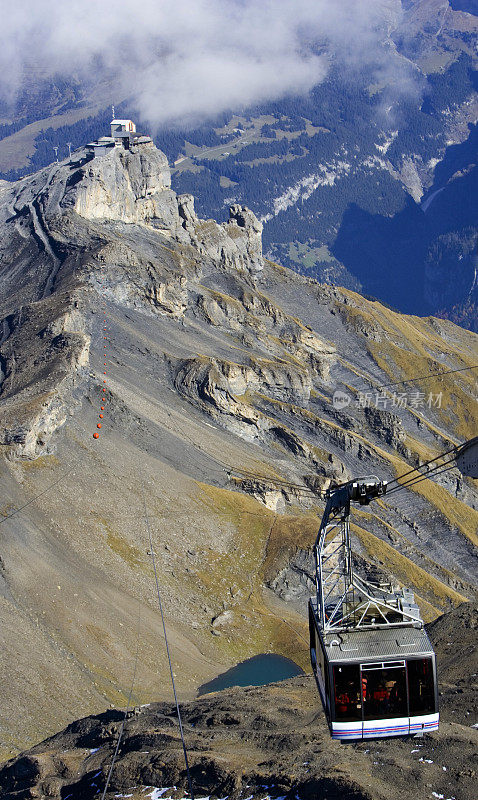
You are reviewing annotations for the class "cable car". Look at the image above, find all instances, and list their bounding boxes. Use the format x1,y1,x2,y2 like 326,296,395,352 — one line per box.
309,478,439,740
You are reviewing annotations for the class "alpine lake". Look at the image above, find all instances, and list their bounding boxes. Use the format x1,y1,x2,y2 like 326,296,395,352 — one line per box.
198,653,304,696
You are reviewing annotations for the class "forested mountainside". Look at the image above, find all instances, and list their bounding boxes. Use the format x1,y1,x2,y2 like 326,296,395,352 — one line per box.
0,1,476,326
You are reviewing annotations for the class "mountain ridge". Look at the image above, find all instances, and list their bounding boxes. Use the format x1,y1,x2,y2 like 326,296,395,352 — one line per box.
1,1,477,326
0,139,476,763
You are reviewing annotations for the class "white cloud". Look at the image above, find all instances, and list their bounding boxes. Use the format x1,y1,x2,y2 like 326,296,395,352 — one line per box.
0,0,412,127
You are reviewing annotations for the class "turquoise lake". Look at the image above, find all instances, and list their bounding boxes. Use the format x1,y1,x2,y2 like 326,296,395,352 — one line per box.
198,653,304,696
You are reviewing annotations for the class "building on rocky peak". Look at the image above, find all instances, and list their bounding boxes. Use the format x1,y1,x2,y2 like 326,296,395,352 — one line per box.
111,118,136,138
87,118,152,158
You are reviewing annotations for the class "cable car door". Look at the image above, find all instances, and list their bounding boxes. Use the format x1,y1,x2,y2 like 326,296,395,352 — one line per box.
361,662,410,738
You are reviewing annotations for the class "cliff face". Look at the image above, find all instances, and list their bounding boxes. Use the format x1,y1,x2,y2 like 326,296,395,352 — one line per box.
0,141,477,762
70,146,264,273
0,143,265,457
72,146,176,226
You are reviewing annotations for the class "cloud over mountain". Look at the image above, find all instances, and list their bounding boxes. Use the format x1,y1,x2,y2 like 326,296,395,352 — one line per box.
1,0,413,127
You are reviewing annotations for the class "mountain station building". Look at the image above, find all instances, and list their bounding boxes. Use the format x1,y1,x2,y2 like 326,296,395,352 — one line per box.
87,119,152,158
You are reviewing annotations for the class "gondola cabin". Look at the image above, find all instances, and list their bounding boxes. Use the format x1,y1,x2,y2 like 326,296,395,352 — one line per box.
309,597,439,740
310,479,439,741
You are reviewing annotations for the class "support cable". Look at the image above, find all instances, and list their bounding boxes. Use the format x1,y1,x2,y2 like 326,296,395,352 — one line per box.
100,598,141,800
0,463,78,525
386,444,463,489
377,364,478,390
141,483,195,800
388,455,457,489
0,438,456,532
386,452,461,494
386,461,457,497
227,466,324,497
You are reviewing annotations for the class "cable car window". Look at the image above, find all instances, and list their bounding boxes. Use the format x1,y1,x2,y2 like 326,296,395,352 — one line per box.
408,658,435,715
362,666,407,720
333,664,361,722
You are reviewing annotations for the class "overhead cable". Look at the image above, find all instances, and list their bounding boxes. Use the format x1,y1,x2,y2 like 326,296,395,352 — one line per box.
100,598,142,800
385,458,459,497
377,364,478,390
386,444,461,489
141,484,195,800
0,463,78,525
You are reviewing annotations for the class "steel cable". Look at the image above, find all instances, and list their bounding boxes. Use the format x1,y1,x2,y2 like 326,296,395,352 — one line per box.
0,463,78,525
100,597,142,800
141,483,195,800
377,364,478,390
386,444,461,489
385,460,458,497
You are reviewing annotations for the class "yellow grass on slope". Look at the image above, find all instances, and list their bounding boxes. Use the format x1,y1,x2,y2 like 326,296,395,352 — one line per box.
337,292,478,442
352,522,468,616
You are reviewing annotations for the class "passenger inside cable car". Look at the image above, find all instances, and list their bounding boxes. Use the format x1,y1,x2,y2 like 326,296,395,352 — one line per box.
333,658,436,722
362,669,407,718
333,665,362,721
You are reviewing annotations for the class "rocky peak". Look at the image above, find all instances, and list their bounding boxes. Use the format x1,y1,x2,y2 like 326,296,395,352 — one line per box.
177,193,263,274
0,139,265,282
225,204,263,272
71,145,173,226
177,192,197,233
67,144,264,274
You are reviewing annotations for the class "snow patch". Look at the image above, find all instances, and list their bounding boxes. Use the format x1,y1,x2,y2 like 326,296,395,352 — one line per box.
375,130,398,155
142,789,291,800
264,161,351,220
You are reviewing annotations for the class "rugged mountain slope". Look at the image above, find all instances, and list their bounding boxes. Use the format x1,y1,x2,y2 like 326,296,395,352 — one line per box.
0,141,477,763
0,603,476,800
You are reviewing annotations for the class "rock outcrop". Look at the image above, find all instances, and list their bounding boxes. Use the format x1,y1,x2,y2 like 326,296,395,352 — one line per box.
71,147,173,225
0,294,90,457
0,142,267,455
70,147,264,275
178,195,263,274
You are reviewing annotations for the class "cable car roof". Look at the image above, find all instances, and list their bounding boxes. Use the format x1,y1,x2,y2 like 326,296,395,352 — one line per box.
323,625,435,663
